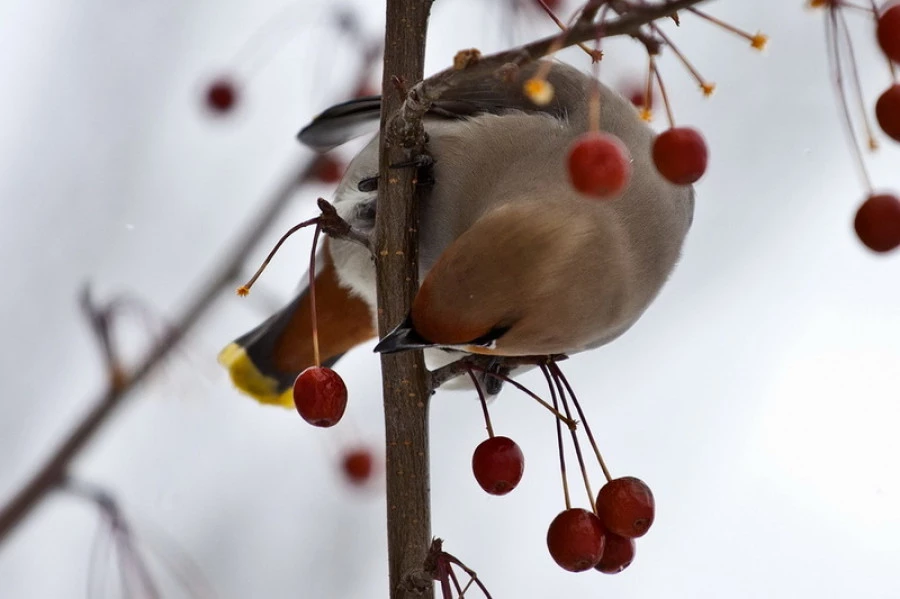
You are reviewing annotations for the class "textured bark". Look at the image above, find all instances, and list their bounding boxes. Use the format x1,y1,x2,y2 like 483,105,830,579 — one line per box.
376,1,435,598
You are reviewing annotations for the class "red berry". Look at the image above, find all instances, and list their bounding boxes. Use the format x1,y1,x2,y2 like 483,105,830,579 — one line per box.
854,193,900,253
620,81,654,110
567,133,632,198
877,3,900,64
311,155,345,184
342,447,374,485
876,84,900,143
205,78,238,113
471,436,525,495
628,90,649,108
546,508,607,572
547,508,606,572
652,127,708,185
293,366,347,427
594,533,635,574
595,477,655,539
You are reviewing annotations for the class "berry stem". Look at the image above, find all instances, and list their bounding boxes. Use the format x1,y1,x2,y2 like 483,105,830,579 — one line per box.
651,56,676,129
551,362,613,483
589,81,602,133
467,368,495,438
543,365,572,510
650,23,716,96
687,7,768,49
825,9,874,192
837,8,879,150
548,366,595,509
468,365,575,428
309,223,322,368
440,550,494,599
447,565,465,598
236,216,320,295
534,0,600,61
641,54,655,121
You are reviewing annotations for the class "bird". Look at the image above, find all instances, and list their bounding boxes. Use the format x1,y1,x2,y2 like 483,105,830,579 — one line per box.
218,59,694,407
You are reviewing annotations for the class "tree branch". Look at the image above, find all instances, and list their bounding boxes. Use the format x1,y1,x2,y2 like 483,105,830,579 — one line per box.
376,1,435,598
0,159,319,548
394,0,709,132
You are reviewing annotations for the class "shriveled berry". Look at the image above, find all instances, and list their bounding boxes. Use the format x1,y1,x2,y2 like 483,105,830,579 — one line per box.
546,508,607,572
854,193,900,253
595,476,655,538
594,533,635,574
567,132,632,198
471,436,525,495
875,84,900,143
877,3,900,64
293,366,347,427
342,447,374,485
652,127,708,185
205,78,238,113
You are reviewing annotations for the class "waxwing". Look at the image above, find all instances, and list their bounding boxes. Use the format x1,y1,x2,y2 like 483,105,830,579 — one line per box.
219,59,694,406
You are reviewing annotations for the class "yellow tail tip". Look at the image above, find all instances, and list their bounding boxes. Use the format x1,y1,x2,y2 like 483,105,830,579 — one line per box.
217,343,294,409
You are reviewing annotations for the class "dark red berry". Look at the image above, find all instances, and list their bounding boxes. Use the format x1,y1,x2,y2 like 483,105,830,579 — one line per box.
594,533,635,574
546,508,607,572
877,3,900,64
567,132,632,198
471,436,525,495
595,476,655,539
311,155,345,184
875,84,900,143
342,447,374,485
205,78,238,113
854,193,900,253
293,366,347,427
652,127,708,185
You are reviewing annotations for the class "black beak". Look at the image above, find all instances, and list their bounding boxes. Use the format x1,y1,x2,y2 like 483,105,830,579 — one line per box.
373,315,435,354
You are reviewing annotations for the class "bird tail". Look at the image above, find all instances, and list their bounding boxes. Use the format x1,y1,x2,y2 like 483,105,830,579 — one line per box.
218,239,376,408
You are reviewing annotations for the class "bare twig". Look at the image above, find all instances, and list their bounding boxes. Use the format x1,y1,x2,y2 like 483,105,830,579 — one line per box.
317,198,372,250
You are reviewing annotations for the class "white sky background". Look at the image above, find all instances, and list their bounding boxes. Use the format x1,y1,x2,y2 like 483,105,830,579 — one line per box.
1,0,899,597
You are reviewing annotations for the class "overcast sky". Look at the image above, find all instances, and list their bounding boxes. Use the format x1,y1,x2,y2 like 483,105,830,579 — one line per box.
2,0,899,597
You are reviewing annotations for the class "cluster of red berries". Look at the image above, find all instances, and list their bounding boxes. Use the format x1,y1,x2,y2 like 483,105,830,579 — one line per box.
855,3,900,253
547,477,653,573
466,362,655,575
567,125,708,200
470,422,655,574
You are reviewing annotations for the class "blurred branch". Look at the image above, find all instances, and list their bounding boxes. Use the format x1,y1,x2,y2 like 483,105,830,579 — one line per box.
0,160,317,548
0,24,383,549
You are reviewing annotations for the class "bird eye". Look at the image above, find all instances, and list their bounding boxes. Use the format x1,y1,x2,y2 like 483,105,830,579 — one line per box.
357,177,378,192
